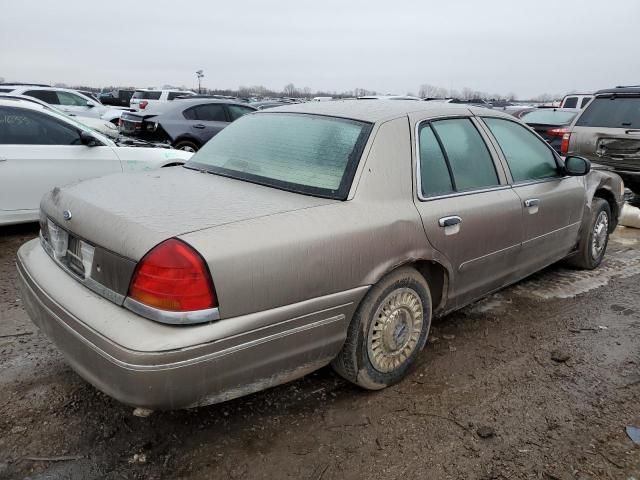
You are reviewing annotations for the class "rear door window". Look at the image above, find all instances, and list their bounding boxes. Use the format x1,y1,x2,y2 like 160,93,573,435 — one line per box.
575,96,640,129
0,106,81,145
430,118,500,191
563,97,578,108
24,90,60,105
580,97,592,108
483,117,559,182
193,104,227,122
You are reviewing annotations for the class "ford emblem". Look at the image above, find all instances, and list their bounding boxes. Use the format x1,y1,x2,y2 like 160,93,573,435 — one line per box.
63,210,72,221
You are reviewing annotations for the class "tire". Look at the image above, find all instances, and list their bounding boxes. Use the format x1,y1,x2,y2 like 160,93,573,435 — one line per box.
566,197,611,270
173,140,199,153
331,267,432,390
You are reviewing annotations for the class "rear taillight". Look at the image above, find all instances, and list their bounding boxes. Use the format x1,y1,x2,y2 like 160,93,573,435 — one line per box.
547,127,569,137
128,239,217,312
560,132,571,156
139,100,148,110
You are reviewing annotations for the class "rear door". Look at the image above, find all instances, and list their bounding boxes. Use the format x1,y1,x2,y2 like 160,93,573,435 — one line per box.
182,103,229,143
55,91,98,118
413,115,524,308
0,106,121,212
480,116,585,275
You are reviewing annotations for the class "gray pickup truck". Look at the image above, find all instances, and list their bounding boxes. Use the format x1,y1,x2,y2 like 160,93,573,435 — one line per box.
565,86,640,193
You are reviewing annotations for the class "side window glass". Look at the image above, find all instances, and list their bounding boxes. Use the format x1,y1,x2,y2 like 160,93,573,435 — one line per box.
431,119,499,191
0,107,80,145
563,97,578,108
418,124,453,197
483,117,559,182
194,104,227,122
57,91,88,106
580,97,591,108
24,90,60,105
0,107,43,144
183,107,198,120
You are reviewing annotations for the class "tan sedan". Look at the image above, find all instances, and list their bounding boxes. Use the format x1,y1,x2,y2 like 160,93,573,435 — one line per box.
17,101,624,409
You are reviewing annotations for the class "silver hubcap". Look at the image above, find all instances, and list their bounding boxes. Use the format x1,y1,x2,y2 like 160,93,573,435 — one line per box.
591,211,609,260
367,288,423,373
179,145,196,152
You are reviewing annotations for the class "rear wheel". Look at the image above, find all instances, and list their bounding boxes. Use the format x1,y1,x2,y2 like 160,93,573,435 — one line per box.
174,140,199,153
331,267,432,390
567,197,611,270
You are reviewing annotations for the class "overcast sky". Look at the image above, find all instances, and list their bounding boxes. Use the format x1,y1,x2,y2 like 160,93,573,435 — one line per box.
1,0,638,98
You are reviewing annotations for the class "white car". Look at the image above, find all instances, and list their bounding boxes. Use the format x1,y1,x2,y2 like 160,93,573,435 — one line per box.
0,85,132,125
0,98,192,226
130,89,196,112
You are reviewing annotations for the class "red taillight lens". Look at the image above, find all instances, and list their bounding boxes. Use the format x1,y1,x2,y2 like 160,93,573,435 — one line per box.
560,132,571,156
547,127,569,137
139,100,148,109
128,239,217,312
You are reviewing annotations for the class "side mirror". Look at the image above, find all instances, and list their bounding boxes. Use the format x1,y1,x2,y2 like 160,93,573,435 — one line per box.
79,130,99,147
564,156,591,176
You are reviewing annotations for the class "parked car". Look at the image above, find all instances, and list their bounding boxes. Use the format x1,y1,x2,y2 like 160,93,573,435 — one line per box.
1,85,131,125
357,95,422,100
519,108,581,154
449,98,493,109
100,89,135,107
565,86,640,193
560,93,594,109
0,97,192,226
119,99,256,152
18,101,623,409
250,100,290,110
129,89,196,112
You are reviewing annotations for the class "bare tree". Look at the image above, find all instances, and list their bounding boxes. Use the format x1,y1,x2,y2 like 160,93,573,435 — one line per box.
283,83,297,96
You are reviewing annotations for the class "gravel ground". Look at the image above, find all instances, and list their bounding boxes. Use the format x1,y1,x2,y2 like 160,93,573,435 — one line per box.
0,223,639,480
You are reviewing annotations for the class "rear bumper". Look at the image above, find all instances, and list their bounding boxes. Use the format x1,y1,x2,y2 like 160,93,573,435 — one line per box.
17,239,365,409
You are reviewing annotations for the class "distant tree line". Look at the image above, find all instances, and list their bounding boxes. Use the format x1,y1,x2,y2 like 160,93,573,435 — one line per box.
1,77,564,102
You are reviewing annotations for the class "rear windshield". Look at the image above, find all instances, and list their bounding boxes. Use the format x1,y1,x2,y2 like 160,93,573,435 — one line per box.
520,110,578,126
185,113,372,199
576,96,640,129
132,91,162,100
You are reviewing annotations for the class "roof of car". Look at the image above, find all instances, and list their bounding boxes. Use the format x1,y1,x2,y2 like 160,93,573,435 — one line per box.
0,96,49,110
595,86,640,95
262,99,500,122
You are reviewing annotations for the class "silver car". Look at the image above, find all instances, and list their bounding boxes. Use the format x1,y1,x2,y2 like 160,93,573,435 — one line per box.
17,101,624,409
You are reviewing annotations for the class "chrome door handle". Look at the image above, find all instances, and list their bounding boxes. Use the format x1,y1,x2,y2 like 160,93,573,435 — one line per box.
0,157,7,163
438,215,462,227
193,124,206,129
524,198,539,208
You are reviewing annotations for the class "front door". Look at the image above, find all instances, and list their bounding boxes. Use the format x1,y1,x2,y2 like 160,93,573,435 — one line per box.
480,116,585,274
413,116,524,309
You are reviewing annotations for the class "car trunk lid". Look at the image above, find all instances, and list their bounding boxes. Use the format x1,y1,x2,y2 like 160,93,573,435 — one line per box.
40,167,337,262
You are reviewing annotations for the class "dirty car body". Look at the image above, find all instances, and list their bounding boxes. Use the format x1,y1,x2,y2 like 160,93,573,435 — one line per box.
17,101,624,409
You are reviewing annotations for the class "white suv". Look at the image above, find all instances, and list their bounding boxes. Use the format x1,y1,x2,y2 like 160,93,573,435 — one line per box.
130,89,196,112
0,85,128,124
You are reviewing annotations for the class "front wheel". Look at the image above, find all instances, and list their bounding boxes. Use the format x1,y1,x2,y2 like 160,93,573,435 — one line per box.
567,197,611,270
331,267,432,390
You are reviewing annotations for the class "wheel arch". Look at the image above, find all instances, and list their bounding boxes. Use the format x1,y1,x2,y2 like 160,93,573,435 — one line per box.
593,188,618,232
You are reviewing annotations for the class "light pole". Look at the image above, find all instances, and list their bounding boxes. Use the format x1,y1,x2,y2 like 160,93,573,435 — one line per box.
196,70,204,94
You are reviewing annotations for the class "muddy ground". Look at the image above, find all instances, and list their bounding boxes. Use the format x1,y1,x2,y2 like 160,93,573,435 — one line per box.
0,224,639,480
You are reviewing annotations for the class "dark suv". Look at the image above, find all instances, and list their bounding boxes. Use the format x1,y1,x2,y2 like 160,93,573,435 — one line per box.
565,86,640,193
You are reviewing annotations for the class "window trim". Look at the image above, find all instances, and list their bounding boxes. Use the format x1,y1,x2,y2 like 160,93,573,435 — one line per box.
477,115,564,186
414,115,505,202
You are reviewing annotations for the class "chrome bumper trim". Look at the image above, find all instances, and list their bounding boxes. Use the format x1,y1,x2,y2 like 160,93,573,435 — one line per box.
123,297,220,325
